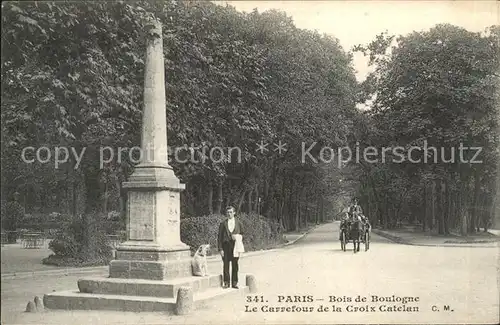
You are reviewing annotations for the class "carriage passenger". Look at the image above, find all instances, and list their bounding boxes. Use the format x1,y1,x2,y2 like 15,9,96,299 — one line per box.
359,214,371,231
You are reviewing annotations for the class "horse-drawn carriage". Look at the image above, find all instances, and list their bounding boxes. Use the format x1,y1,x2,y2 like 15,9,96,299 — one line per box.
340,214,370,253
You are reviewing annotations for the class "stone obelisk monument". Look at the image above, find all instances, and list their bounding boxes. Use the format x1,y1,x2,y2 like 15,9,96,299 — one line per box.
109,17,191,279
43,17,253,314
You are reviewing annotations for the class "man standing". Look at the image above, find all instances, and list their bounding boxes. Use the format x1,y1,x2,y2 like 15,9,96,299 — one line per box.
350,198,363,216
217,206,244,289
340,198,363,240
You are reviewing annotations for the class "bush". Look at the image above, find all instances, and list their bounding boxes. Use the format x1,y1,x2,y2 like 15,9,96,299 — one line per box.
43,213,113,266
44,211,286,266
181,214,224,255
47,232,79,257
180,213,285,255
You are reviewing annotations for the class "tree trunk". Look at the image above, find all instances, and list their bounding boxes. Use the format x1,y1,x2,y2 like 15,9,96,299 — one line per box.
315,196,319,224
224,179,231,210
468,175,481,234
319,196,324,223
368,187,376,227
429,180,435,231
237,189,246,214
304,204,308,229
72,180,78,217
479,194,488,232
215,180,223,214
262,161,278,216
253,184,259,212
207,179,213,215
103,182,108,216
444,179,450,234
453,187,458,231
247,189,252,214
296,202,300,232
278,177,287,220
116,176,126,221
295,186,300,231
183,183,195,217
488,182,497,230
422,184,427,231
437,179,444,235
459,187,468,236
283,197,290,231
382,195,389,229
366,174,382,225
478,188,489,232
279,199,285,222
286,185,294,231
454,188,460,230
82,165,101,259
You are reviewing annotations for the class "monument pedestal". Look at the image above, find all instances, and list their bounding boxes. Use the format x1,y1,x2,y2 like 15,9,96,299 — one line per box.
44,175,251,313
43,274,251,313
109,247,193,280
109,172,193,281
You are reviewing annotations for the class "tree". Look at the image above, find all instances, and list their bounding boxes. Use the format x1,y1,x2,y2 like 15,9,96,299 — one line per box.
353,24,500,234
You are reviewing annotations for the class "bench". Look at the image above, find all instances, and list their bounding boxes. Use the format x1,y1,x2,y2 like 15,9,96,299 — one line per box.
21,232,44,249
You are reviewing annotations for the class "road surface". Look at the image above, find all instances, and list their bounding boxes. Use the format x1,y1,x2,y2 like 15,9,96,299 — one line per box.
2,221,498,324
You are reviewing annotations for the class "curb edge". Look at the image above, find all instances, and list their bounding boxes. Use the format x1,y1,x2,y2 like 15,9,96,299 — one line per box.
372,229,500,248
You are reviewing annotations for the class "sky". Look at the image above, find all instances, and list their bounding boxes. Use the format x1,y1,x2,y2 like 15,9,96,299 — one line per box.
220,0,499,82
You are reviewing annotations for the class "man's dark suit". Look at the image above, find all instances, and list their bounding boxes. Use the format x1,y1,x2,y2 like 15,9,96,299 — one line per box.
217,217,243,286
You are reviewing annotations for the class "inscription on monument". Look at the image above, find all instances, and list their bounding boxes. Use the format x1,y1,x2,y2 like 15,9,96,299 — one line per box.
168,193,179,220
129,192,155,241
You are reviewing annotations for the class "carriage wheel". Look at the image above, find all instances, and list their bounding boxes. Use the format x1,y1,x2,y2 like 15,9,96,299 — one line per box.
365,230,370,251
341,231,346,251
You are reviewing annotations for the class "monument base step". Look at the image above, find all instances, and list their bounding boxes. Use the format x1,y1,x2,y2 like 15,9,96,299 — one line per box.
43,286,249,313
78,274,223,299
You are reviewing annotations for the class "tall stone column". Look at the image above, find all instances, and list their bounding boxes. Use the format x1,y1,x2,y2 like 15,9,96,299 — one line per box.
109,17,191,280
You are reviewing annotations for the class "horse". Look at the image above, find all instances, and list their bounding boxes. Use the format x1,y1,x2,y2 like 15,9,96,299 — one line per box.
348,216,362,253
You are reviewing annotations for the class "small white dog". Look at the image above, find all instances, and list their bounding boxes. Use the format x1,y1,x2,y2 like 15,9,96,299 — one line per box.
191,244,210,276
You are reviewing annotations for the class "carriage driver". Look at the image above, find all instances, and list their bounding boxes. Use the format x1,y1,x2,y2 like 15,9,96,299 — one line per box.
350,198,363,217
339,198,360,240
351,198,371,231
339,198,369,240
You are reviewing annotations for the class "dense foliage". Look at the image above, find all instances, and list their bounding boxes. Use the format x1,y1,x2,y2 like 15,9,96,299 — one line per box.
2,0,498,264
1,1,354,240
44,212,113,266
352,25,500,234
